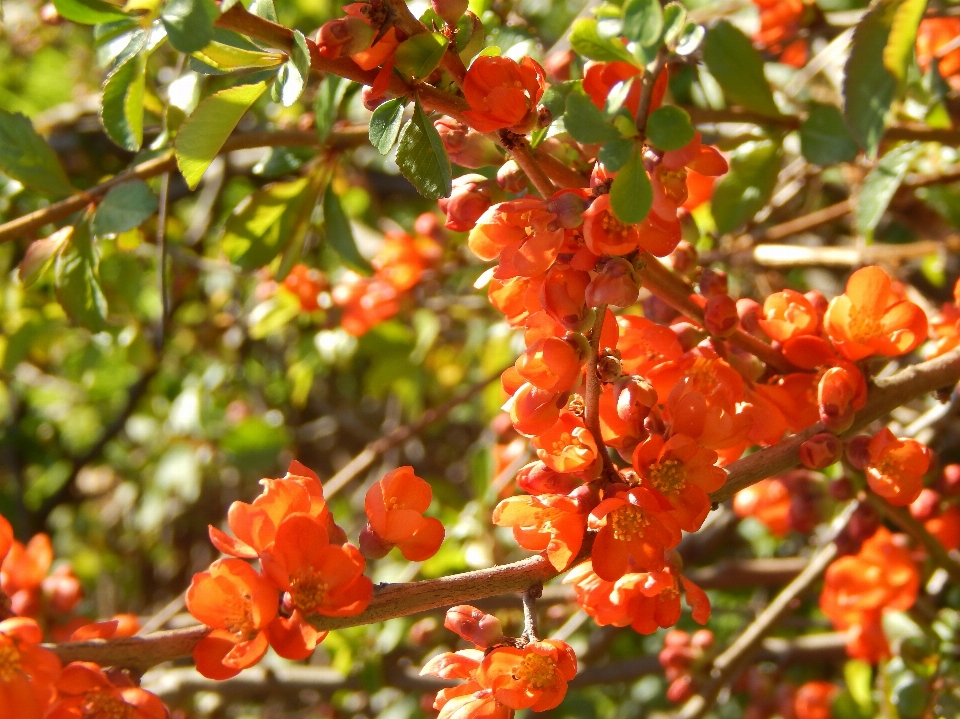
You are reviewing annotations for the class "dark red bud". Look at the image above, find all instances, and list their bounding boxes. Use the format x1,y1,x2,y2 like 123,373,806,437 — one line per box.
704,294,738,338
909,488,941,522
444,605,504,648
359,524,394,559
845,435,872,471
698,268,728,298
799,433,843,470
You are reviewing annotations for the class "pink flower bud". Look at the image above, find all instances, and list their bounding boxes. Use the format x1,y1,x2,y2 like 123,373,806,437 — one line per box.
435,117,502,169
940,463,960,496
846,435,872,470
615,377,657,424
667,675,695,704
585,257,640,308
414,212,443,240
736,298,763,336
545,192,587,229
669,240,698,275
691,629,714,651
41,565,83,615
818,366,861,433
799,432,843,469
829,477,854,500
316,17,375,59
362,86,388,111
431,0,468,25
703,294,738,337
698,268,728,298
497,160,527,193
909,488,941,522
444,605,504,648
437,174,494,232
671,321,707,352
515,461,579,495
359,524,394,559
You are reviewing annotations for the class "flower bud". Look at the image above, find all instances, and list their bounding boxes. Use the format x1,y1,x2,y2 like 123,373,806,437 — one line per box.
543,49,576,82
691,629,714,651
846,503,880,545
585,258,640,309
39,3,63,24
435,117,502,169
804,289,828,318
671,321,707,352
444,605,504,648
736,298,763,336
41,565,83,614
667,675,695,704
643,294,680,324
516,461,579,495
359,524,394,559
909,488,941,522
669,240,698,275
545,192,587,229
497,160,527,193
361,86,388,111
704,294,739,337
940,463,960,496
845,435,872,471
597,353,622,383
789,492,820,533
818,366,860,432
414,212,443,240
437,174,494,232
828,477,855,500
615,377,657,424
698,268,728,298
431,0,468,25
799,432,843,470
316,17,375,59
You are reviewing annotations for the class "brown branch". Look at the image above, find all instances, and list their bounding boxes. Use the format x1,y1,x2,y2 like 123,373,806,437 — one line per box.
0,127,368,244
500,133,557,198
535,149,589,190
865,494,960,585
583,304,617,479
714,343,960,504
676,502,859,719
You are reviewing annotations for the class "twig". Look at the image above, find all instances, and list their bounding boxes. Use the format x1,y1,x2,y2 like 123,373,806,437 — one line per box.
521,584,542,643
635,49,670,139
500,133,557,198
323,368,504,498
865,495,960,586
676,501,860,719
583,304,618,479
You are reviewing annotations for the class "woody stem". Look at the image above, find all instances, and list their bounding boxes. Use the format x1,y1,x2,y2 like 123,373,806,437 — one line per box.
635,47,670,140
584,304,618,480
521,584,542,643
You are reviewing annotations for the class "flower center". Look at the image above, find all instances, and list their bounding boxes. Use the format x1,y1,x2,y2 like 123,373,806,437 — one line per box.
647,459,685,495
0,641,21,683
386,497,404,510
514,652,557,689
290,568,329,613
610,505,649,542
223,595,256,638
601,211,630,239
686,357,715,394
83,690,136,719
848,312,882,343
656,167,689,206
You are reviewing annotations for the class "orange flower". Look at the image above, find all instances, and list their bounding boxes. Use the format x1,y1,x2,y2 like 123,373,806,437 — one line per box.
468,198,560,270
929,278,960,357
533,412,598,474
282,264,326,311
1,533,53,618
540,266,591,330
652,133,728,221
583,60,641,114
421,650,511,719
917,18,960,86
647,347,745,416
864,428,931,506
732,478,793,537
209,460,332,560
260,514,372,618
492,494,588,570
823,266,928,361
462,56,545,133
589,487,682,580
758,289,818,342
926,505,960,551
0,617,60,719
616,315,683,376
46,661,167,719
633,434,726,532
0,514,11,565
489,275,539,327
364,466,444,561
752,0,808,67
476,640,577,711
794,681,838,719
186,559,278,679
508,382,567,437
515,337,585,394
582,194,641,256
332,273,401,336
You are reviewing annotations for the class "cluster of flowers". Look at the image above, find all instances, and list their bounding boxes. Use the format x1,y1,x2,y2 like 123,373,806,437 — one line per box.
736,667,837,719
0,515,166,719
186,461,443,679
420,605,577,719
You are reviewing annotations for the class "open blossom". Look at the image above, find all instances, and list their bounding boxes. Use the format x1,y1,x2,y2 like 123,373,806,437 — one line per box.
46,661,167,719
186,559,278,679
917,17,960,88
633,434,726,532
823,266,928,361
492,493,588,570
758,289,818,342
751,0,807,67
0,617,61,719
515,336,585,394
476,640,577,712
533,412,598,474
589,487,682,580
363,466,445,561
421,650,510,719
864,428,931,506
462,55,545,133
1,533,53,617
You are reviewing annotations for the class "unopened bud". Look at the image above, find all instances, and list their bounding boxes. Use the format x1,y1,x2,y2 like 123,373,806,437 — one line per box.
736,298,763,336
497,160,527,193
431,0,468,25
789,493,820,533
704,294,738,337
435,117,501,169
818,366,860,433
616,377,657,424
359,524,394,559
828,477,855,501
362,86,388,111
643,294,680,324
516,461,579,495
799,432,843,470
671,321,707,352
437,174,494,232
804,290,828,318
847,503,880,544
543,49,576,82
669,241,698,275
586,258,640,309
444,605,504,648
415,212,443,240
39,3,63,25
597,353,622,383
909,488,941,522
691,629,714,651
41,566,82,614
316,17,375,58
545,192,587,229
845,435,872,471
940,463,960,496
698,268,728,298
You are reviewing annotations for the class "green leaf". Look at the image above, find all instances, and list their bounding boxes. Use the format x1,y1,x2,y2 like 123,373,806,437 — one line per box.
176,80,269,189
91,180,159,237
221,176,315,270
646,105,694,151
53,0,127,24
395,100,452,200
564,89,621,144
800,103,860,165
19,227,71,287
622,0,662,46
249,0,276,22
319,184,373,274
661,2,688,49
55,222,108,332
192,42,284,72
883,0,928,83
703,20,780,118
598,137,634,172
394,32,448,81
711,139,782,234
609,149,652,225
369,98,406,155
277,29,310,107
314,75,350,143
0,109,73,196
844,660,874,715
855,141,920,236
844,0,900,158
569,18,639,66
101,52,146,152
162,0,219,54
